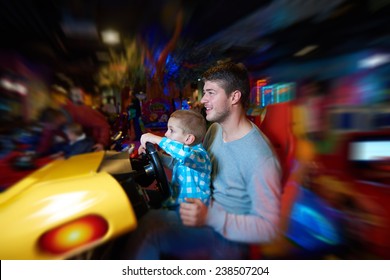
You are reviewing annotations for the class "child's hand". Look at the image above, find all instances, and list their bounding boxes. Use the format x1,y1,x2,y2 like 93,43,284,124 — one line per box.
138,145,146,155
139,133,163,150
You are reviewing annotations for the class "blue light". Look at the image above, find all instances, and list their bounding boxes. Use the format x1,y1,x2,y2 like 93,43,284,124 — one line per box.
286,187,342,250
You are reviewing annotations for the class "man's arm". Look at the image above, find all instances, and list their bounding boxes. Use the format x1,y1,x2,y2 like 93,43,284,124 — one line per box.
180,156,281,244
89,109,111,149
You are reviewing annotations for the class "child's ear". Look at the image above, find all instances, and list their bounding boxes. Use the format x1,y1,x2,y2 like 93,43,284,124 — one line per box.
184,134,195,145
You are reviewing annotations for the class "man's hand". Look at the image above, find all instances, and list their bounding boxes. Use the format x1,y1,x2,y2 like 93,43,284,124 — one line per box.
179,198,208,227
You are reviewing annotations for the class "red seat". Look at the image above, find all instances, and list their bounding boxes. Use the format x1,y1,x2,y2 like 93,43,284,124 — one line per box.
249,101,299,259
259,102,296,186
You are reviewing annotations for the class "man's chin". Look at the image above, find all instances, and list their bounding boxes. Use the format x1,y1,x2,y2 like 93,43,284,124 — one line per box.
205,114,214,122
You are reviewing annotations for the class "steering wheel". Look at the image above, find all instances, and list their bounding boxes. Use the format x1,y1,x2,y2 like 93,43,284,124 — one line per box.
144,142,170,200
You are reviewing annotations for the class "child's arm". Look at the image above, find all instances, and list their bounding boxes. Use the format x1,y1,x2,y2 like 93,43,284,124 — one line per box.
159,138,210,173
138,133,163,154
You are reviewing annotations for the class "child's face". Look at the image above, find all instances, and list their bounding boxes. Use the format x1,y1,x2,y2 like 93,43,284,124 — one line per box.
65,130,77,142
165,117,188,144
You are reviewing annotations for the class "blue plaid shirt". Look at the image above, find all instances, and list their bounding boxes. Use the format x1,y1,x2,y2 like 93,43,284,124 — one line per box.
159,137,211,207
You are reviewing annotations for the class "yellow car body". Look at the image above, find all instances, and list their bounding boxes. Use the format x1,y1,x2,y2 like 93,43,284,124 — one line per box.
0,151,137,260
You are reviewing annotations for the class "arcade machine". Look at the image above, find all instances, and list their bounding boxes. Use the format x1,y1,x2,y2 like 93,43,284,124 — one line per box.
141,97,171,135
0,73,53,191
247,79,267,127
248,79,346,259
247,79,295,127
292,69,390,259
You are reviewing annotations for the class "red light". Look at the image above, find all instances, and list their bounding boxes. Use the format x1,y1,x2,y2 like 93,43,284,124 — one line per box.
256,79,268,88
38,214,108,255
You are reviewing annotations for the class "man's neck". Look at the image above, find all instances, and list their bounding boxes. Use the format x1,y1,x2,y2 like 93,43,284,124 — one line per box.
220,111,252,142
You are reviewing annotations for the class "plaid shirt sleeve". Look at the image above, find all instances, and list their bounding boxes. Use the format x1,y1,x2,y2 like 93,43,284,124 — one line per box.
159,137,210,173
159,137,211,205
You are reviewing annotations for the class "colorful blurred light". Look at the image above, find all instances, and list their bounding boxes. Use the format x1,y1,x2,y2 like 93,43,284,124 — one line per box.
38,215,108,255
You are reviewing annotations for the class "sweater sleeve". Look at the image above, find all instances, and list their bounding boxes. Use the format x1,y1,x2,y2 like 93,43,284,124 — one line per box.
206,156,281,244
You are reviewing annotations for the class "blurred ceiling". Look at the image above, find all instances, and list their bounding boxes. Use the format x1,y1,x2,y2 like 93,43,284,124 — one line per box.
0,0,389,91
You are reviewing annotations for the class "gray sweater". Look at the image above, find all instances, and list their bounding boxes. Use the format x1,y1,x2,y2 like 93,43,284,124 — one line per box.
203,122,282,243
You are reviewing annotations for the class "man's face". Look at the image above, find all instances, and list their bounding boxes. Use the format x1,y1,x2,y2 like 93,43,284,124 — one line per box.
201,80,231,124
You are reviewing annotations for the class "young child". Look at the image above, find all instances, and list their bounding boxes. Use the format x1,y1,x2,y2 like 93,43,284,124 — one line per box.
51,122,94,159
138,109,211,210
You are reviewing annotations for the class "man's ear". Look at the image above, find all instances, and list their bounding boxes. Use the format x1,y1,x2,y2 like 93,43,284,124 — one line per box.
231,90,241,105
184,134,195,145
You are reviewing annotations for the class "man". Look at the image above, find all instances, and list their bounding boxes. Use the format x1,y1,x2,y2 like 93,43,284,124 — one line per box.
122,62,281,259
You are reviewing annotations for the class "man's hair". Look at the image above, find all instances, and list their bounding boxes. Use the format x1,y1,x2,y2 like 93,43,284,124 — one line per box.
202,61,250,108
170,109,207,145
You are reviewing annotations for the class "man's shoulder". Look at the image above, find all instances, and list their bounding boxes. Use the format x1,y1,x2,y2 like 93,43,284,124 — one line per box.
208,122,220,130
205,122,220,136
204,123,220,147
242,126,275,155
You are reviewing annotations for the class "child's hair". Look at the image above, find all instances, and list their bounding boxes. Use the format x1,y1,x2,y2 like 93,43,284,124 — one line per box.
64,123,84,137
170,109,207,145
